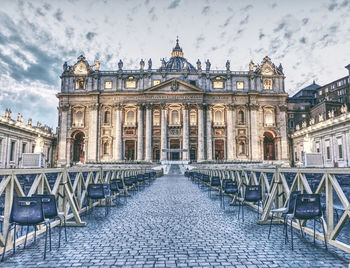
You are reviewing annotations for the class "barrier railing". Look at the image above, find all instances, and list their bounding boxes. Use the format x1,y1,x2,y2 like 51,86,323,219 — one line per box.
0,166,162,255
194,166,350,253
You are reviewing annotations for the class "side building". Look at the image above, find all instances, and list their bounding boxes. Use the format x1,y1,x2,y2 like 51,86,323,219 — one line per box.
57,40,289,166
289,64,350,167
0,109,56,168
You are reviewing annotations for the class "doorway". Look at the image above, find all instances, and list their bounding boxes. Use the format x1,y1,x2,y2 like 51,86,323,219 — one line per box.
263,131,276,160
214,139,225,160
73,131,85,163
170,139,180,160
125,140,135,160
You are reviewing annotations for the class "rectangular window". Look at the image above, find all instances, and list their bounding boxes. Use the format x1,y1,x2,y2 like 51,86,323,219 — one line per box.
294,151,298,161
190,80,196,86
338,144,343,159
213,81,224,89
319,90,322,96
326,146,331,160
32,145,35,153
104,81,112,89
263,79,272,89
153,80,161,86
126,80,136,88
22,143,26,154
10,141,16,162
236,81,244,90
316,142,320,153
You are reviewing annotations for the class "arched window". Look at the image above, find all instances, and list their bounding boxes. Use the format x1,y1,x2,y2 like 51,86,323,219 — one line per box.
238,110,244,124
104,111,111,125
153,110,160,126
171,110,180,125
190,109,197,126
103,142,109,155
239,141,245,154
76,78,85,90
214,110,223,124
126,110,135,124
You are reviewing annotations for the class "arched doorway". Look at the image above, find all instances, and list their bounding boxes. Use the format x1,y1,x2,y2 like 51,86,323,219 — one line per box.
72,131,85,163
190,146,197,161
263,131,276,160
214,139,225,160
170,139,180,160
153,146,160,161
125,140,135,160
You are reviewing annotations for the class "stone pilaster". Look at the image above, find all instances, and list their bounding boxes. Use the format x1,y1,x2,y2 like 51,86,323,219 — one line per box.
278,104,289,161
88,104,99,162
197,105,205,162
250,104,259,161
226,105,234,161
145,105,152,161
206,106,213,161
161,106,167,161
182,106,189,161
57,104,69,166
137,105,144,161
114,105,123,161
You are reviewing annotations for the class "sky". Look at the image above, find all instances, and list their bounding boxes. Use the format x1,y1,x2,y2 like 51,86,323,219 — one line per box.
0,0,350,129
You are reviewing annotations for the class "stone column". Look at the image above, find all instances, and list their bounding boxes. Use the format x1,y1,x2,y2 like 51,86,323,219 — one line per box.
88,104,98,162
227,105,234,161
182,106,189,161
206,106,213,161
114,105,123,161
137,105,144,161
161,106,167,161
250,104,259,161
197,105,205,161
145,105,152,161
58,104,69,166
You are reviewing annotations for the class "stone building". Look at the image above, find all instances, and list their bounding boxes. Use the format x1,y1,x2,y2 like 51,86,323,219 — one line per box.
57,39,289,166
0,109,56,168
291,106,350,167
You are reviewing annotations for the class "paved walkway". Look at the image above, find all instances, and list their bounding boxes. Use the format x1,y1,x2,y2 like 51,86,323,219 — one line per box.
2,174,350,267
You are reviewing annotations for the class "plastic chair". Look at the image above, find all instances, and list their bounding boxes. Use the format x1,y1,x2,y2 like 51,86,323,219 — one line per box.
267,191,300,240
209,176,221,197
35,194,67,249
238,185,262,222
1,196,50,261
87,184,108,217
288,194,327,250
221,179,238,209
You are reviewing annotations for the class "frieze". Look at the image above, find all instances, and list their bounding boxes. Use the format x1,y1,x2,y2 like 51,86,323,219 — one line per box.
112,95,203,102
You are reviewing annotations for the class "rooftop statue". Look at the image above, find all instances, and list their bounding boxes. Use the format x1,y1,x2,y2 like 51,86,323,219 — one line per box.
205,59,211,71
148,58,152,70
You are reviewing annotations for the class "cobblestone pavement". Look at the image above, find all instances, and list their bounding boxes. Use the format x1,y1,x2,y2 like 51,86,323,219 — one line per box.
2,173,350,267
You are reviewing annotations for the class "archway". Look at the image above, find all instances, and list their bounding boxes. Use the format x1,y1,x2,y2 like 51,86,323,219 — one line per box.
72,131,85,163
214,139,225,160
153,146,160,161
125,140,135,160
263,131,276,160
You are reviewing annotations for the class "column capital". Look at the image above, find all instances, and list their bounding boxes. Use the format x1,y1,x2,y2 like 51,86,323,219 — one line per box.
88,103,100,111
226,104,235,110
249,103,260,111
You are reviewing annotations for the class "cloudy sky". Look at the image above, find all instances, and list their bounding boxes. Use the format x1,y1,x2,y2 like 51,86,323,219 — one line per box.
1,0,350,128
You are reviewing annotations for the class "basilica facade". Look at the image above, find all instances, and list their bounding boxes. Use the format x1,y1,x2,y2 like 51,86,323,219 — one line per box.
57,40,289,166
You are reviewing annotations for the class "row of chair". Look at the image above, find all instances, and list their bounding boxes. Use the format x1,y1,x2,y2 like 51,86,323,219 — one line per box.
185,171,328,250
1,171,158,262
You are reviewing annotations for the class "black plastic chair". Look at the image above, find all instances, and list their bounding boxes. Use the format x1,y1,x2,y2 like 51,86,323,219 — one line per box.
221,179,238,209
87,184,108,217
239,185,262,222
1,196,50,261
288,194,327,250
268,191,300,240
35,194,67,249
209,176,221,197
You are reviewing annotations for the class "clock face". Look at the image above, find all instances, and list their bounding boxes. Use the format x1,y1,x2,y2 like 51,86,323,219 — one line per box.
74,62,88,75
262,66,273,75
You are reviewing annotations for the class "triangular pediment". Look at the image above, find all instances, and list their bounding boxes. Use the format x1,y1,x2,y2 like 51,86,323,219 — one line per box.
144,78,205,93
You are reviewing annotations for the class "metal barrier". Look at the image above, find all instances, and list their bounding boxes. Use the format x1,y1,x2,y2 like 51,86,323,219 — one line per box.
193,166,350,253
0,166,163,255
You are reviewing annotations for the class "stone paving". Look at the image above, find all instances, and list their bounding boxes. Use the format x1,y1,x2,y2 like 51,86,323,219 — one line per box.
2,172,350,267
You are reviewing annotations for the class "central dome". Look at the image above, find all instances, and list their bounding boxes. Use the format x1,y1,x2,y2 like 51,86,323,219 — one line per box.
161,38,197,72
